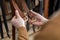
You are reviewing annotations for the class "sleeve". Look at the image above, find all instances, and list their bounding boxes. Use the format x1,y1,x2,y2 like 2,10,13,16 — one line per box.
17,27,28,40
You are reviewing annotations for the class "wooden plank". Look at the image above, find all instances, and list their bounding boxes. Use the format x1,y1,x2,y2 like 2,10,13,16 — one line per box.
3,0,8,15
44,0,49,18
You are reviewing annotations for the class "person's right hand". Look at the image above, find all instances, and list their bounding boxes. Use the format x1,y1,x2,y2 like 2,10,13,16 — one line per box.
11,10,25,28
28,10,48,26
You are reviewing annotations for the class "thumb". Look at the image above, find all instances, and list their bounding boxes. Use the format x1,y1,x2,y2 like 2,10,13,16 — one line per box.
30,10,38,15
15,10,21,18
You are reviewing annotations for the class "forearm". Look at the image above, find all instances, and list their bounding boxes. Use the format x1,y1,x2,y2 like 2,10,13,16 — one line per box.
17,26,28,40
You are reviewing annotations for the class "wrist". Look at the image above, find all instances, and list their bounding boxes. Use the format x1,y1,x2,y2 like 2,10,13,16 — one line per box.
19,24,26,28
21,24,26,28
15,24,26,29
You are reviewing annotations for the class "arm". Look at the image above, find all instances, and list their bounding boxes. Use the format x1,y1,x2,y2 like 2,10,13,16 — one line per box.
11,10,28,40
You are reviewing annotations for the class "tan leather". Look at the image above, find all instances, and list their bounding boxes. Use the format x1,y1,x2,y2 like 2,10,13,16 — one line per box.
18,27,28,40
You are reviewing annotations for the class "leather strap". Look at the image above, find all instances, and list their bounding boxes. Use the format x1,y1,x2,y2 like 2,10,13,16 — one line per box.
17,0,29,13
11,0,25,18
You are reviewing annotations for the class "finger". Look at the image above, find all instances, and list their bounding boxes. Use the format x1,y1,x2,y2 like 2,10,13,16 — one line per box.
15,10,21,18
28,19,34,24
30,10,43,18
24,16,28,22
32,22,42,26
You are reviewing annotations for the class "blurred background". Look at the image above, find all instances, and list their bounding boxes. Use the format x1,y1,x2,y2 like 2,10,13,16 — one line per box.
0,0,60,40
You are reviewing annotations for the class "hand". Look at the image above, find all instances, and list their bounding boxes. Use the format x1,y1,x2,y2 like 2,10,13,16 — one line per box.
11,10,25,28
28,10,48,26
